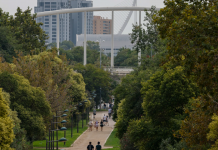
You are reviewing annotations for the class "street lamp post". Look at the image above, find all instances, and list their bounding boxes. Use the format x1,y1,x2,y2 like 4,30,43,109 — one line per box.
96,39,104,110
47,109,68,150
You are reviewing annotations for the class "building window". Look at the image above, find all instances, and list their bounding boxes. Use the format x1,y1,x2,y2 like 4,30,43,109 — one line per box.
51,2,56,4
52,22,56,24
45,2,50,4
45,19,49,21
52,38,56,40
103,21,107,23
52,35,56,37
52,32,56,34
52,28,56,31
45,25,49,27
52,19,56,21
45,6,50,8
45,9,50,11
45,22,49,24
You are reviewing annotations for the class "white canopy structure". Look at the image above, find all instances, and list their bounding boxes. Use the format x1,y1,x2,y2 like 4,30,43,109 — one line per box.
36,6,161,67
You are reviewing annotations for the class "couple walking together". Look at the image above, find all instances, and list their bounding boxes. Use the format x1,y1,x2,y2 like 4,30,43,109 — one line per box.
87,142,101,150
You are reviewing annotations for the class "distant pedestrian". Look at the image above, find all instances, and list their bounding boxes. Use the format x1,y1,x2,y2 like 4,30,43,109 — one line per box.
95,141,102,150
104,103,106,109
108,108,112,118
103,114,107,125
88,120,93,131
106,116,109,126
87,142,94,150
100,119,104,131
93,108,96,118
95,120,99,131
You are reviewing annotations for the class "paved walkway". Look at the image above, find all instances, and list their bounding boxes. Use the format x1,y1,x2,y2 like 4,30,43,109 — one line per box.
65,111,115,150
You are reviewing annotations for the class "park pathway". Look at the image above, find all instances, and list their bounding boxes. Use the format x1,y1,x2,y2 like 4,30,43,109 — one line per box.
65,111,115,150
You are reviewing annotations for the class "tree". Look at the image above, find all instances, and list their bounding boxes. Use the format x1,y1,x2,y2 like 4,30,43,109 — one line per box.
0,7,48,55
0,88,14,150
2,91,31,150
153,0,218,148
141,66,198,126
0,27,21,63
114,48,138,66
48,40,74,50
87,41,100,51
207,114,218,150
73,63,112,105
130,6,162,55
0,72,51,143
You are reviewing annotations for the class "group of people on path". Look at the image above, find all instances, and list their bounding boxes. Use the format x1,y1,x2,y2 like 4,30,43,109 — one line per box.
87,104,113,150
88,105,113,132
88,114,109,131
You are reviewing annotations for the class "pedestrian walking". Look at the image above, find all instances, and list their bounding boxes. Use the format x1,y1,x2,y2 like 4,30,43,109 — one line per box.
108,108,112,118
100,119,104,131
93,108,96,119
87,142,94,150
106,116,109,126
88,120,93,131
95,120,99,131
103,114,107,125
104,103,106,109
95,141,102,150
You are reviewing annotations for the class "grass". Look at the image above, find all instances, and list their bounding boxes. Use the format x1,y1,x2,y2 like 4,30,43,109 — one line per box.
33,119,88,148
104,128,120,150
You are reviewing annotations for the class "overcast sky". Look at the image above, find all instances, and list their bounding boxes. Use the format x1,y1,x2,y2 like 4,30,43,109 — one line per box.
0,0,165,34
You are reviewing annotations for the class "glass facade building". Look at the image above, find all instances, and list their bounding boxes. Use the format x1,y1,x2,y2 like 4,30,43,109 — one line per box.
34,0,93,45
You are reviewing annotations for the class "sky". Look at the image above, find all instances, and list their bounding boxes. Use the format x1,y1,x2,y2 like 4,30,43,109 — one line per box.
0,0,165,34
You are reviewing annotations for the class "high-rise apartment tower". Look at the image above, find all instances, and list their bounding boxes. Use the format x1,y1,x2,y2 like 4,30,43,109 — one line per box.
93,16,112,34
34,0,93,45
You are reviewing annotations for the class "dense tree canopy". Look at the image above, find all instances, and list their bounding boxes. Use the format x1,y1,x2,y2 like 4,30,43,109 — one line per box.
0,72,51,142
73,63,112,105
0,88,14,150
0,7,48,55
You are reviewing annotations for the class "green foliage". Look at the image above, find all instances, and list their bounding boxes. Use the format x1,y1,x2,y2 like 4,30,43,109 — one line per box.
130,6,164,55
141,66,198,125
120,132,136,150
0,88,14,150
0,7,48,55
0,72,51,142
159,138,188,150
48,40,74,50
2,91,31,149
153,0,218,148
114,48,138,66
207,114,218,150
60,46,110,66
87,41,100,51
0,27,21,63
73,63,112,105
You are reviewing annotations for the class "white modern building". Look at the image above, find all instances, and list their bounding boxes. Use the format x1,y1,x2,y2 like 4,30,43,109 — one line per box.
34,0,93,44
76,34,134,56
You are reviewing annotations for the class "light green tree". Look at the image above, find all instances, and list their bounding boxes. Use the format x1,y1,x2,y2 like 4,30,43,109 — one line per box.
0,88,14,150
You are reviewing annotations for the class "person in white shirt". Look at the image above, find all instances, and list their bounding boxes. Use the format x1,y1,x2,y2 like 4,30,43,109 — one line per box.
88,120,93,131
103,114,107,125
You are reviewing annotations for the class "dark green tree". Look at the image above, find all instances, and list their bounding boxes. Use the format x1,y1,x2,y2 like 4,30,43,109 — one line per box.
0,7,48,55
73,63,112,105
0,27,21,63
